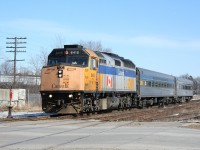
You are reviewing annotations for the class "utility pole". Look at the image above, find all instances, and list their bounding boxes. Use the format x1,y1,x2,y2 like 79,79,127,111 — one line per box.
6,37,27,87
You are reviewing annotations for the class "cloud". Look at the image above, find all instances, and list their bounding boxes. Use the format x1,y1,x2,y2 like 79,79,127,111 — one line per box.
1,19,200,50
0,18,117,42
0,18,71,34
130,35,200,50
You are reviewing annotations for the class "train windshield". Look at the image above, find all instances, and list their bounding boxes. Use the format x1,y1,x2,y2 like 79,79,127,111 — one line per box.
48,56,88,67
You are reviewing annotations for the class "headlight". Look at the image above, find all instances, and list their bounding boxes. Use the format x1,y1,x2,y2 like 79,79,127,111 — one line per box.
69,94,73,98
49,94,53,98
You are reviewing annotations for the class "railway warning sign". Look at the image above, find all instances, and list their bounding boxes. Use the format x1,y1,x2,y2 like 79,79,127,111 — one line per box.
107,76,112,88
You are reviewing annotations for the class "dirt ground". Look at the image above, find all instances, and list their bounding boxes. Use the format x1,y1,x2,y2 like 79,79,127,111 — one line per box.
81,99,200,129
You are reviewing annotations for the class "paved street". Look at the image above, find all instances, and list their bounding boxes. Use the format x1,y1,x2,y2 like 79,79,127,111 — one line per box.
0,119,200,150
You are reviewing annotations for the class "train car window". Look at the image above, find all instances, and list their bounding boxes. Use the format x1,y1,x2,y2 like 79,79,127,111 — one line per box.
123,59,136,69
144,81,147,86
154,81,158,87
160,82,162,88
161,82,163,87
164,83,167,88
167,84,169,88
148,81,152,87
152,81,155,87
145,81,148,87
146,81,151,87
115,60,121,66
100,59,106,64
164,83,166,88
188,86,192,90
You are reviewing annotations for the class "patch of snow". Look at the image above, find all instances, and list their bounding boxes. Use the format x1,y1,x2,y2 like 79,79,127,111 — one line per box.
170,113,179,117
0,111,47,118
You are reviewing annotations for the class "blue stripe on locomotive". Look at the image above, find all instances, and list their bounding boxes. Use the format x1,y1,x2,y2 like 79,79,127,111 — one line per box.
98,65,136,78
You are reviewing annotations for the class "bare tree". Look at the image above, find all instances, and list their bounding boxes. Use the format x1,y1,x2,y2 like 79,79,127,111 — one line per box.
194,77,200,94
29,48,49,72
29,54,42,76
179,73,192,79
54,34,67,48
0,47,5,61
180,74,200,94
19,66,33,75
79,40,112,52
0,61,13,75
39,48,49,67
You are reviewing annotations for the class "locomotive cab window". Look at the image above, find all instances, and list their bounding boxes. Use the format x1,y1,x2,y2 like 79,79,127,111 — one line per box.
48,56,88,67
90,58,98,70
67,56,88,67
115,60,121,66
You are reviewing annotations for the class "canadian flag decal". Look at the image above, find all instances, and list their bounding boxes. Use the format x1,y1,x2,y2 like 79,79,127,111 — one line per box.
107,76,112,88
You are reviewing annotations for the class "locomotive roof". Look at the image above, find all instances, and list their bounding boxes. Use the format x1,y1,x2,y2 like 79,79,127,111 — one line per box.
48,45,136,69
48,45,90,57
94,51,105,58
137,67,175,80
102,52,136,69
176,77,193,84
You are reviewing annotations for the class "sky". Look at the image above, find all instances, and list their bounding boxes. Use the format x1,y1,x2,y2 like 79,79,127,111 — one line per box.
0,0,200,77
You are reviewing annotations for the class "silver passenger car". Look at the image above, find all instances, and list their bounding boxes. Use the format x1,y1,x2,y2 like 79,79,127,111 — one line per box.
176,77,193,101
137,67,175,98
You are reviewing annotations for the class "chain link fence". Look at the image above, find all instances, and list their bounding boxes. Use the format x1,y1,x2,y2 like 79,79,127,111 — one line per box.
27,93,42,111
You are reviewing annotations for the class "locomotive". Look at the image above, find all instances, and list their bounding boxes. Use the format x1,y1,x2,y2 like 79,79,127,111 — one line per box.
40,45,193,114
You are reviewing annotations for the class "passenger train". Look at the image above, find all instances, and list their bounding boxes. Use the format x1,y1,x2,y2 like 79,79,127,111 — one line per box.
40,45,193,114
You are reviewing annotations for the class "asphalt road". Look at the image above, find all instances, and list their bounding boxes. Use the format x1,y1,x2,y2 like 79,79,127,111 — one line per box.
0,119,200,150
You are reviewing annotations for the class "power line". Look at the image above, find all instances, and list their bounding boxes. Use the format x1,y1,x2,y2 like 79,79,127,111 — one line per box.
6,37,27,87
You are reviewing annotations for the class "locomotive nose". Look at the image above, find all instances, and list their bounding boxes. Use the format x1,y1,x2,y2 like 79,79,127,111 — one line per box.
41,66,84,91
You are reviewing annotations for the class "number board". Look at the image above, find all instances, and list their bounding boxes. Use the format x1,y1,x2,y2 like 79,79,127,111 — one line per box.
65,50,87,56
50,48,89,57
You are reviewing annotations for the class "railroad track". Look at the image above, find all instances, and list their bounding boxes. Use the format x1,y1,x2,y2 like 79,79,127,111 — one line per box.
0,99,199,122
